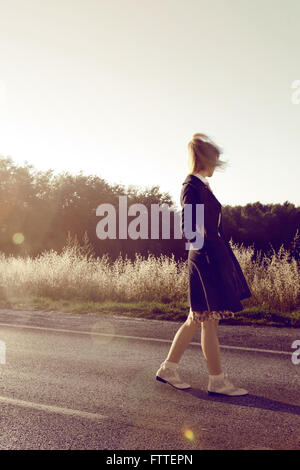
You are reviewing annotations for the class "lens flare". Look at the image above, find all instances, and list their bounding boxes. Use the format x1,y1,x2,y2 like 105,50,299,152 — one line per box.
90,319,116,345
12,233,24,244
183,428,195,441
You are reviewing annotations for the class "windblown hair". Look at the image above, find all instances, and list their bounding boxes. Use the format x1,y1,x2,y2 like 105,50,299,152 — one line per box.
187,133,227,174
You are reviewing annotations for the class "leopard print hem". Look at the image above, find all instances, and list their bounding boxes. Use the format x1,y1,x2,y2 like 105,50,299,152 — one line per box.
188,308,235,323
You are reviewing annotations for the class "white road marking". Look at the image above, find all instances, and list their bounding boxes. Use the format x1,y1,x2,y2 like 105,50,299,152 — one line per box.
0,395,108,420
0,322,292,356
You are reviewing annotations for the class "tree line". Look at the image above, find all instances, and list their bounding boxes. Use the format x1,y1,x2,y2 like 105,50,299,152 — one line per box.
0,156,299,263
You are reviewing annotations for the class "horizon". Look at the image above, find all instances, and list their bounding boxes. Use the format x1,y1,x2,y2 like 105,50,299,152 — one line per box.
0,0,299,210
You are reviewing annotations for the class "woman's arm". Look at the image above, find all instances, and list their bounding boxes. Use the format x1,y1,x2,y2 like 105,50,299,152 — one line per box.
180,183,206,245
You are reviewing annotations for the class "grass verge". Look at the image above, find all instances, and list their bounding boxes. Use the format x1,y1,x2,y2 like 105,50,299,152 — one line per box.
0,295,299,327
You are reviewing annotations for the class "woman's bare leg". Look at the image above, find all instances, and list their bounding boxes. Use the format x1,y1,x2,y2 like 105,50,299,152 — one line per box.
163,312,223,375
200,318,222,375
165,316,200,363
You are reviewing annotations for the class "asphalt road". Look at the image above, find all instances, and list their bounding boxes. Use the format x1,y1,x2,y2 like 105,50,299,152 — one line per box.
0,308,299,450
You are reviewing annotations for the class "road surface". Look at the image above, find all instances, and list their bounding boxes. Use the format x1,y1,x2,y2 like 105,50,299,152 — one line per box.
0,308,299,450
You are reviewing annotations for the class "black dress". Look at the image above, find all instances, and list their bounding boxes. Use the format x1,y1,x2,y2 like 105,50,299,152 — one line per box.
180,174,252,322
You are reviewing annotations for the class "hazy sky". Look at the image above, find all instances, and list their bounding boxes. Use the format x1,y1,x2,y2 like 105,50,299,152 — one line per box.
0,0,299,210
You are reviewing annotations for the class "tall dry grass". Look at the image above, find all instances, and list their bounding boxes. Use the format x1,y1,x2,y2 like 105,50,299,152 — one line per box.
0,236,299,312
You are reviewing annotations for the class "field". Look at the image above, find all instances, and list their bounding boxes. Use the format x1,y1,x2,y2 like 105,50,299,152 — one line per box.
0,237,299,327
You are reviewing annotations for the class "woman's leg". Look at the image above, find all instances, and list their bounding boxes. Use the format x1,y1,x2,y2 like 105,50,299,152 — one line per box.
164,315,200,364
200,318,222,375
163,313,222,373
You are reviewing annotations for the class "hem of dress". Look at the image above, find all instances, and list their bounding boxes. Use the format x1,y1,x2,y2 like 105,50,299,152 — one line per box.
188,308,235,322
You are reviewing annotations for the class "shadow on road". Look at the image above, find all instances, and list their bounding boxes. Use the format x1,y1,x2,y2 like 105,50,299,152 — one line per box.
185,389,300,415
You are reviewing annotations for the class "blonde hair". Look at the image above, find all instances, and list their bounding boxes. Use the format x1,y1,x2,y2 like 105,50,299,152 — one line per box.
187,133,227,174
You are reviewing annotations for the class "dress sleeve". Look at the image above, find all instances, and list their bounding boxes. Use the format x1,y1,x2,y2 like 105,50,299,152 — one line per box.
180,183,205,244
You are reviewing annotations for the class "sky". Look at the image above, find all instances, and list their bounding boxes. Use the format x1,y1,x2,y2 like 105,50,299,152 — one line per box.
0,0,299,210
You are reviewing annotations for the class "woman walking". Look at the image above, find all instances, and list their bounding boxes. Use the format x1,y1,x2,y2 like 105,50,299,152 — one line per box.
155,133,252,396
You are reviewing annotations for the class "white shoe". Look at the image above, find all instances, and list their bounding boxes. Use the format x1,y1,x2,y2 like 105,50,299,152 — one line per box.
208,372,248,396
155,362,191,390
